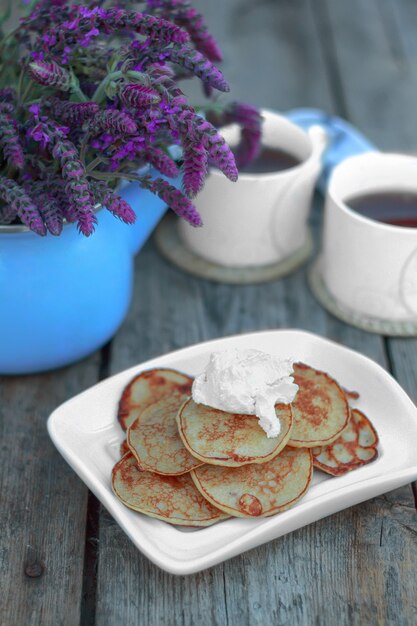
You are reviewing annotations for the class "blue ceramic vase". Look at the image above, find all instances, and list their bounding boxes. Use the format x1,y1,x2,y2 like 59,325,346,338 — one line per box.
0,180,169,374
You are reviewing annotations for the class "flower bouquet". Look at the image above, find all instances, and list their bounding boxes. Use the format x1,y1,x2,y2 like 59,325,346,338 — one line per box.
0,0,260,237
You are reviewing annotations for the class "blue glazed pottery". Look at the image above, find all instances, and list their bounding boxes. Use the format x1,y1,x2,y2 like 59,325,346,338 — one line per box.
0,180,169,374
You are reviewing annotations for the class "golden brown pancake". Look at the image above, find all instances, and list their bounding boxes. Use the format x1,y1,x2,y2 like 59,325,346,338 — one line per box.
118,368,193,431
112,453,228,526
127,396,203,475
312,409,378,476
120,439,130,458
191,447,313,518
177,399,293,467
288,363,350,447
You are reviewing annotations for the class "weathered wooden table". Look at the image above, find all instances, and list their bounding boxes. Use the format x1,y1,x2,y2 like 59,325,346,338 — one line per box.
2,1,417,624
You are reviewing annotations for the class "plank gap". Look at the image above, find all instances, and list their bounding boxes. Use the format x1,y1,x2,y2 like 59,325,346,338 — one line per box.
384,337,417,513
98,340,113,382
311,0,350,119
382,337,395,374
80,341,113,626
377,0,408,68
412,482,417,512
80,491,101,626
221,567,230,626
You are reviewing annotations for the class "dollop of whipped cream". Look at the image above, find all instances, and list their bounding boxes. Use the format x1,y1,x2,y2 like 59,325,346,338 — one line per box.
192,349,298,438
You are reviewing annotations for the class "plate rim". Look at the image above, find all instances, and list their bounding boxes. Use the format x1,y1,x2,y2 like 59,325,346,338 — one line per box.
47,328,417,574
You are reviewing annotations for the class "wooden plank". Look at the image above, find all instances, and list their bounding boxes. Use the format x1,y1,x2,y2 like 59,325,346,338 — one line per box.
222,484,417,626
185,0,336,112
96,242,392,626
0,354,101,626
318,0,417,150
320,0,417,486
310,1,417,623
95,0,416,624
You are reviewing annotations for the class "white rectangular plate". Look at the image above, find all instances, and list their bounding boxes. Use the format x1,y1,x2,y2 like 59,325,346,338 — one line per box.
48,330,417,575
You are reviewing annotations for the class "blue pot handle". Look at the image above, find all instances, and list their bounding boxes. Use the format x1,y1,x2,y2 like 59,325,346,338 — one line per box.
285,108,377,193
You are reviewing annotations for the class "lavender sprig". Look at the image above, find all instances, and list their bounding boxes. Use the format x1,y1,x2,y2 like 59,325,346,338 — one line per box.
91,180,136,224
0,176,46,235
50,135,97,236
0,201,18,224
86,110,138,136
176,109,238,181
119,84,160,108
0,88,17,103
43,7,190,55
141,175,202,225
182,139,207,197
146,44,229,92
48,98,99,125
29,180,64,236
146,146,180,177
223,102,262,169
27,60,71,90
150,1,223,61
0,113,24,169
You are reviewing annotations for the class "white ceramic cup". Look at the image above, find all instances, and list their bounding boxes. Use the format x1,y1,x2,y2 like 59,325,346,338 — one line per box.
178,110,326,267
320,152,417,321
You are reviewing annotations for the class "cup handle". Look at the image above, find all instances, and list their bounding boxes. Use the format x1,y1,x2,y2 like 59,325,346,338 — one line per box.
308,124,328,162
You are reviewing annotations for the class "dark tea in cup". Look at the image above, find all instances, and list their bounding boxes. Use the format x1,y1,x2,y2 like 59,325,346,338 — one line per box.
345,190,417,228
238,147,301,174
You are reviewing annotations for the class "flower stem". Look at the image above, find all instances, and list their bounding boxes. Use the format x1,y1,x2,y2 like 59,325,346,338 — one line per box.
71,83,88,103
79,133,91,164
89,170,144,184
85,156,107,173
92,70,123,103
92,70,147,103
20,80,33,105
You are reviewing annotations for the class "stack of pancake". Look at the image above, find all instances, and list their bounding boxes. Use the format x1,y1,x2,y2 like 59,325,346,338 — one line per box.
112,364,378,526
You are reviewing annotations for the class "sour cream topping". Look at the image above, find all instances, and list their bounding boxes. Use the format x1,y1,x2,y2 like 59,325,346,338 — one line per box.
192,349,298,437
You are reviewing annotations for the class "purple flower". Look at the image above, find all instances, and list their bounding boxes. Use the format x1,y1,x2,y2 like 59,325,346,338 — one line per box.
176,109,238,181
51,136,97,236
0,176,46,235
91,181,136,224
62,17,79,30
0,113,24,169
182,140,207,197
28,103,41,117
28,119,69,149
27,60,71,90
145,44,229,92
42,33,57,47
29,181,63,235
61,46,72,65
79,7,106,19
59,7,190,46
119,84,160,108
80,28,100,48
222,102,262,169
166,4,223,62
87,110,138,136
0,201,17,224
146,176,202,225
0,88,16,103
48,98,99,125
146,146,180,178
29,123,50,149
